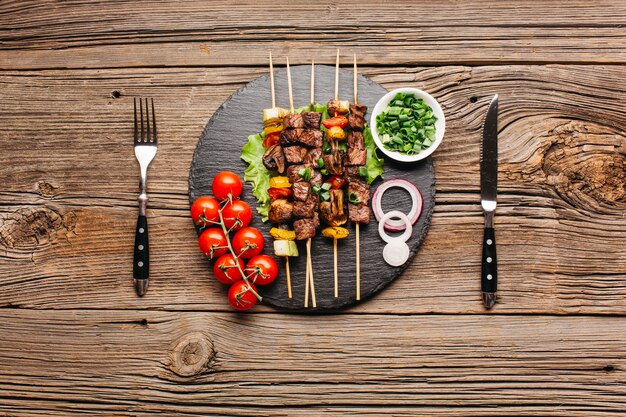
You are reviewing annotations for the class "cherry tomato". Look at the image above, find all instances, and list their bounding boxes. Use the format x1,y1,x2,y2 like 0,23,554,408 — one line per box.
198,228,228,259
328,175,347,189
267,187,293,201
228,280,258,311
221,199,252,231
263,131,280,148
232,227,264,259
245,254,279,286
190,196,220,226
322,115,349,129
213,253,244,284
212,171,243,201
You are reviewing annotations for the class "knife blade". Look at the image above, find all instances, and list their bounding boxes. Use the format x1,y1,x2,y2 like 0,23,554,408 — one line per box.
480,94,498,309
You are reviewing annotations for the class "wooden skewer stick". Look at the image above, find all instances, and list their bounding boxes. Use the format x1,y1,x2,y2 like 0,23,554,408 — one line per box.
286,57,294,113
270,52,292,299
335,49,340,101
354,53,361,301
307,238,316,308
333,237,338,298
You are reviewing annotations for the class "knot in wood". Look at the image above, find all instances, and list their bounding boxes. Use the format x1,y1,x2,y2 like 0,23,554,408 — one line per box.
169,332,215,377
0,207,74,249
38,181,59,198
541,120,626,213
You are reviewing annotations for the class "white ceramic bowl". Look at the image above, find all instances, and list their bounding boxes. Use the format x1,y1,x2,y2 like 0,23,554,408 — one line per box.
370,87,446,163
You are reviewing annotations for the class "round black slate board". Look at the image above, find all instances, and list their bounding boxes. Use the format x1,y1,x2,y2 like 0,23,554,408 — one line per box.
189,65,435,312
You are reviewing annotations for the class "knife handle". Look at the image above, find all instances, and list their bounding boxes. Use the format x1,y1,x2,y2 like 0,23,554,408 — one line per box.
481,227,497,293
133,215,149,281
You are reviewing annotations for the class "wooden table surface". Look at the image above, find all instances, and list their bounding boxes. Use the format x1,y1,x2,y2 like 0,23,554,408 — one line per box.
1,1,626,415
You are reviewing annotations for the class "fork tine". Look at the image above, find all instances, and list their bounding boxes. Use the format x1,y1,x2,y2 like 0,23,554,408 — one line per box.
145,98,151,143
140,98,145,142
151,98,157,144
134,98,138,143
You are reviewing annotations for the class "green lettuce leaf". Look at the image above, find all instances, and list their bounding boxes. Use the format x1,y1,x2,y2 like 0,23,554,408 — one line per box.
363,125,385,184
241,133,271,221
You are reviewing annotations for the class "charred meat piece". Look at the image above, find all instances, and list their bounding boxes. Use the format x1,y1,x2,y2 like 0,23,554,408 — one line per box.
303,148,323,168
283,146,308,165
283,113,304,129
294,212,320,240
348,179,370,205
279,128,303,146
310,169,323,187
348,204,370,224
349,103,368,118
298,129,323,148
346,146,367,166
292,182,311,202
302,111,322,129
287,164,306,184
269,199,293,223
328,99,350,115
347,131,365,149
323,149,344,175
293,193,319,219
262,144,286,174
344,166,360,182
348,113,365,131
320,189,347,227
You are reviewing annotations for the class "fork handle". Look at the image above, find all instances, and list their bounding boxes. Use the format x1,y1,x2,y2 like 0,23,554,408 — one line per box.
133,215,149,281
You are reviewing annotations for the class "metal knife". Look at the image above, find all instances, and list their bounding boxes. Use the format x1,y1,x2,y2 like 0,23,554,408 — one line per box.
480,95,498,309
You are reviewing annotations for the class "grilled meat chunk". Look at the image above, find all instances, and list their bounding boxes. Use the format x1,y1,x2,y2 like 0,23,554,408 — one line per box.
303,148,323,168
344,166,360,182
283,145,308,165
279,128,303,146
348,113,365,131
298,129,323,148
322,149,344,175
310,169,323,187
283,113,304,129
347,131,365,150
269,199,293,223
302,111,322,129
348,204,370,224
348,179,370,205
320,189,347,227
292,182,311,202
287,164,306,184
293,193,319,219
328,99,350,115
294,212,320,240
346,146,367,166
349,103,368,118
262,144,286,174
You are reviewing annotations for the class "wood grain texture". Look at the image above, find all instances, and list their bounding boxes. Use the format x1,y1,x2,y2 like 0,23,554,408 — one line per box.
189,64,436,310
0,309,625,416
1,1,626,69
1,65,624,314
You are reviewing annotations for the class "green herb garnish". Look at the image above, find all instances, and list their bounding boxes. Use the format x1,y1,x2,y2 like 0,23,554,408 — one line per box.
348,192,361,204
320,191,331,201
317,158,325,168
358,166,368,178
375,92,437,156
298,167,312,182
321,182,331,191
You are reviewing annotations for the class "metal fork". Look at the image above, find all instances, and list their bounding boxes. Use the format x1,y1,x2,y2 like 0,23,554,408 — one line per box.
133,97,158,297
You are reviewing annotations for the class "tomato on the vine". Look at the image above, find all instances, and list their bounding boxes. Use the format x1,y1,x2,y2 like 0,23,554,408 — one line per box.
327,175,347,189
228,280,258,311
232,227,264,259
212,171,243,201
213,253,244,284
263,131,280,148
245,254,278,286
198,228,228,259
221,199,252,231
190,196,220,226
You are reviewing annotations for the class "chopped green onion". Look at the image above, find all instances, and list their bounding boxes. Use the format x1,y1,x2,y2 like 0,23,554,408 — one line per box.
323,141,331,153
321,182,331,191
375,92,437,156
320,191,331,201
317,158,325,168
348,192,361,205
359,167,369,178
298,167,311,182
312,184,322,194
320,168,329,176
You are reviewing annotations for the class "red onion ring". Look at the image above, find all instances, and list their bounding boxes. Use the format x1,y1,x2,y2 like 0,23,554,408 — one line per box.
372,178,423,232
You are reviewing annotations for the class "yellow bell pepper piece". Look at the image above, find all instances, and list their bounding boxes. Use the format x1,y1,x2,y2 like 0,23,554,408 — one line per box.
321,227,350,239
270,228,296,241
326,126,346,140
270,176,291,188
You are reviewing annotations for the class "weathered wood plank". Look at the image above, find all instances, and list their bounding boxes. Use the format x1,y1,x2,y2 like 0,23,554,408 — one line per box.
1,65,625,313
1,1,626,69
0,310,624,415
